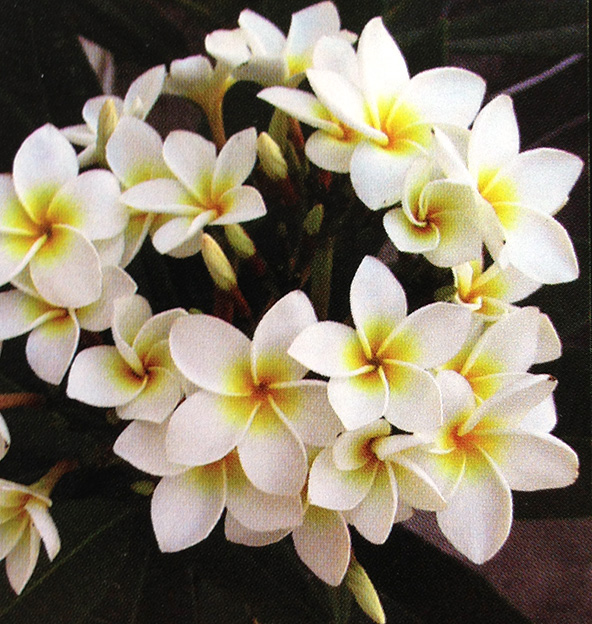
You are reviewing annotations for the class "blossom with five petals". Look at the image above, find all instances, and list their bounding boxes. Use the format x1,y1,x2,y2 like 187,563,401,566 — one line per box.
67,294,187,423
120,128,266,258
0,125,126,308
167,291,342,497
289,256,472,430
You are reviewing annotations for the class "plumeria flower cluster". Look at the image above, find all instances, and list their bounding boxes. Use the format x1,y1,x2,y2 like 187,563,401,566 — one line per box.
0,2,583,614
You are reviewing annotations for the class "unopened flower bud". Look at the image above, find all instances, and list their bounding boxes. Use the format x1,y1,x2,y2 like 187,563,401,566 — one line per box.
224,224,256,258
202,234,237,291
96,98,119,163
345,556,385,624
257,132,288,180
131,480,156,496
303,204,324,236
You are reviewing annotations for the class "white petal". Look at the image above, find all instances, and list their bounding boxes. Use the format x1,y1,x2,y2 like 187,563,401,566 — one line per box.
328,370,388,430
305,130,357,173
205,29,251,66
166,391,254,466
123,65,165,118
357,18,408,111
437,451,512,564
61,123,94,146
401,67,485,128
392,458,446,511
120,178,196,214
151,464,226,552
212,128,257,196
350,256,407,354
383,208,440,254
293,506,350,586
286,2,341,64
213,186,266,225
26,314,80,384
13,125,78,222
30,225,103,308
534,313,561,363
480,431,578,491
6,524,41,595
252,290,317,384
519,396,557,434
346,463,397,544
350,140,416,209
162,131,216,203
436,369,477,422
312,35,358,82
225,514,289,547
25,499,60,561
0,515,28,560
308,447,375,510
468,95,520,180
151,216,199,255
67,345,146,407
114,419,187,476
82,96,123,131
501,205,578,284
332,420,391,471
0,290,56,339
133,307,187,362
0,234,44,287
238,9,286,56
226,454,303,531
238,407,308,496
112,294,151,372
288,321,370,377
170,315,253,395
505,147,583,215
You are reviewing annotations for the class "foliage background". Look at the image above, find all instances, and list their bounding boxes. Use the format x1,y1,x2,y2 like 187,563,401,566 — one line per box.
0,0,589,621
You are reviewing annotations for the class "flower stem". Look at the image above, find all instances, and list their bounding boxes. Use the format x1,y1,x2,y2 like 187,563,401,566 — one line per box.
207,100,227,151
0,393,45,410
310,235,334,320
32,459,79,497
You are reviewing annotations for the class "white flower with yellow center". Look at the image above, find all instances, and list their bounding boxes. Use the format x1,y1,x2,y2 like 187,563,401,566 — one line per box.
0,125,126,308
405,371,578,563
61,65,165,167
0,266,136,384
309,420,445,545
167,291,342,497
67,294,187,423
289,256,472,431
435,95,583,284
260,17,485,209
120,128,266,258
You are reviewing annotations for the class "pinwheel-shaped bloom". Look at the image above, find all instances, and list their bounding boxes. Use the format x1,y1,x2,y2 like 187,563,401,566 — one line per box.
208,1,355,88
120,128,266,258
309,420,445,545
0,125,126,308
0,466,64,594
67,295,187,422
289,256,472,431
105,117,173,266
405,371,578,563
0,267,136,384
383,158,481,267
61,65,165,167
260,17,485,208
113,418,303,552
167,291,342,497
435,95,583,284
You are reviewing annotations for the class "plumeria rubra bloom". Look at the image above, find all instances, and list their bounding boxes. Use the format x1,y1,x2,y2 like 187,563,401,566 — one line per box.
67,295,187,422
383,158,482,267
260,17,485,208
0,125,126,308
167,291,342,497
113,419,303,552
0,462,70,594
309,420,445,544
405,371,578,563
120,128,266,258
208,1,355,88
61,65,165,167
434,95,583,284
0,266,136,384
289,256,472,430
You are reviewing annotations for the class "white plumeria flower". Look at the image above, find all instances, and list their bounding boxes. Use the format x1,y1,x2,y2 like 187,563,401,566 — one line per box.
67,294,187,423
309,420,445,545
105,117,173,267
226,500,351,586
260,17,485,208
0,413,10,460
207,1,355,88
0,125,126,308
383,157,482,267
113,418,303,552
289,256,472,431
167,291,342,497
0,266,136,385
0,463,67,594
405,371,578,563
61,65,166,167
120,128,266,258
434,95,583,284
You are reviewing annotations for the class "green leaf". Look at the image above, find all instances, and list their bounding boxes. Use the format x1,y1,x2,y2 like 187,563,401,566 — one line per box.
0,498,142,623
